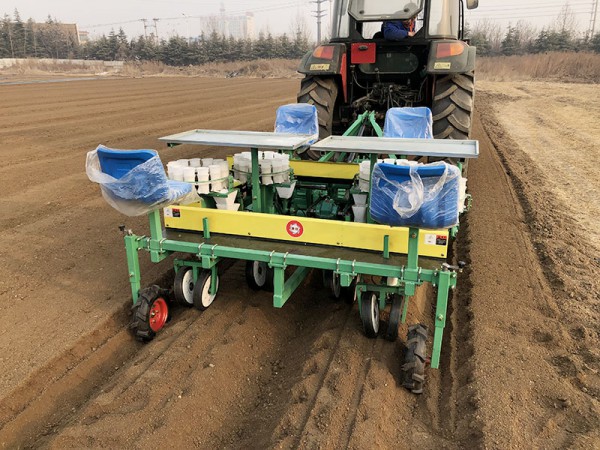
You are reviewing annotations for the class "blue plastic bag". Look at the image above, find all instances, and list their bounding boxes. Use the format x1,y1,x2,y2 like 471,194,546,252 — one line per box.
86,145,196,216
274,103,319,144
370,161,460,229
383,107,433,139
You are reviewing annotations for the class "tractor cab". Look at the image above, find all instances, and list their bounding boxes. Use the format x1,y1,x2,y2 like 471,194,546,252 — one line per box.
298,0,478,148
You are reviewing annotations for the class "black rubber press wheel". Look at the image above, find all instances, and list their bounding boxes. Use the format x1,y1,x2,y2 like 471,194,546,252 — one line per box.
360,291,380,338
323,270,356,304
245,261,273,291
385,294,403,342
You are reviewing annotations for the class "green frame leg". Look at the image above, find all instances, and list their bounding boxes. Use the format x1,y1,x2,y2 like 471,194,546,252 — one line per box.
124,235,141,303
430,270,453,369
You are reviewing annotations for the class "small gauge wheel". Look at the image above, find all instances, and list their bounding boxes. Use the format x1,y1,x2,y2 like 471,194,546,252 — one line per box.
385,294,403,342
192,270,219,311
324,271,356,304
360,291,380,338
174,266,195,307
245,261,273,291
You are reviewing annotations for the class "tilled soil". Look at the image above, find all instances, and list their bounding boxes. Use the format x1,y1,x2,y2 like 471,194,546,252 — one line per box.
0,77,597,449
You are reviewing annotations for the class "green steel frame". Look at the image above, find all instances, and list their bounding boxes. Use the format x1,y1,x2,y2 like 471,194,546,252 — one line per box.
122,110,467,370
124,209,457,368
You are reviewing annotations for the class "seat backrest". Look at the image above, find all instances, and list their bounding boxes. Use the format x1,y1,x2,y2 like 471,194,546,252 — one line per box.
383,107,433,139
97,147,157,179
274,104,319,140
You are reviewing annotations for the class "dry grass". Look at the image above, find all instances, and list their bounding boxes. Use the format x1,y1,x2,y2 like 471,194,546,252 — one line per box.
1,57,301,79
476,52,600,83
4,58,117,76
122,59,301,78
6,52,599,83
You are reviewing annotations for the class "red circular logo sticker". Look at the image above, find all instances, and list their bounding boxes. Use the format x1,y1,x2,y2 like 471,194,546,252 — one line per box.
286,220,304,237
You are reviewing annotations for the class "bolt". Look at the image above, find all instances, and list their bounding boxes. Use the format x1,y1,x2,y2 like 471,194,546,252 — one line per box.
437,314,444,320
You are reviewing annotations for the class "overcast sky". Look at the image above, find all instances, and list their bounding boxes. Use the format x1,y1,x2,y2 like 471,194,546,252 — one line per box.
1,0,596,39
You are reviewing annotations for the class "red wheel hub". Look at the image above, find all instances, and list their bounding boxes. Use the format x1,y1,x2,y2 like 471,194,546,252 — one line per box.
148,297,168,332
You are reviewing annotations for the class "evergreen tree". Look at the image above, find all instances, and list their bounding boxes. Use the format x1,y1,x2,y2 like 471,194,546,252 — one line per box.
591,33,600,53
11,9,26,57
501,25,521,56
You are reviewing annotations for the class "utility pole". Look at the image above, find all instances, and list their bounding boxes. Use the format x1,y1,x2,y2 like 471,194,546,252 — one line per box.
311,0,327,44
153,18,159,44
140,19,149,39
589,0,599,39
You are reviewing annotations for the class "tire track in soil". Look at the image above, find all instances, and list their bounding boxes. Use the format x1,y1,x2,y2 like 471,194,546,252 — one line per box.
0,265,244,449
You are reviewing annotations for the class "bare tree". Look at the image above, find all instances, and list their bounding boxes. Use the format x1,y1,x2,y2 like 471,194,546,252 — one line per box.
515,20,537,52
553,4,578,34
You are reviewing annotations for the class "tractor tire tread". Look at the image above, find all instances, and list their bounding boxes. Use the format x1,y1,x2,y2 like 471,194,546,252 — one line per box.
432,72,474,141
297,76,338,160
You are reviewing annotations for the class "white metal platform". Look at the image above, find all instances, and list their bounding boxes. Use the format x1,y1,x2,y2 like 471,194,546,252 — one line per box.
310,136,479,158
159,129,314,150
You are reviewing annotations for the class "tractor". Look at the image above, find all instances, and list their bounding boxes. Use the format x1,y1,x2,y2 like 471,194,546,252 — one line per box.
297,0,478,160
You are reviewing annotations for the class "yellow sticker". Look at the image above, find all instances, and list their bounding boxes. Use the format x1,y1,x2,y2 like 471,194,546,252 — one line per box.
434,62,451,70
310,63,331,70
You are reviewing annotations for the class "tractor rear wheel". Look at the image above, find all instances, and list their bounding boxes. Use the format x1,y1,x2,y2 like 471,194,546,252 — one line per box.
432,72,474,175
297,76,338,160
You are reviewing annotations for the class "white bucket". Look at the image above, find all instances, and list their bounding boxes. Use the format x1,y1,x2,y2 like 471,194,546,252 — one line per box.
170,166,184,181
196,167,210,194
271,160,285,184
209,165,222,191
260,160,272,185
183,166,196,182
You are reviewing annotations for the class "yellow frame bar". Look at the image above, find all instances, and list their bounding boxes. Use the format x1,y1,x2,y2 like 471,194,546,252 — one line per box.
290,160,358,180
164,205,448,258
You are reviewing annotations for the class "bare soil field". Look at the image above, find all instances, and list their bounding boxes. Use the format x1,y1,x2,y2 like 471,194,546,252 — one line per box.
0,77,598,449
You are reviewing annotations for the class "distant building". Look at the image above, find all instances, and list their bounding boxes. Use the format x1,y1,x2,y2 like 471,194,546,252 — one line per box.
199,12,254,39
78,30,90,44
31,22,81,45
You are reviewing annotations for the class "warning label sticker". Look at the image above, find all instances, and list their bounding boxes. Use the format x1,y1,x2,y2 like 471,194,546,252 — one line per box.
164,207,173,217
424,233,436,245
424,233,448,246
310,63,330,71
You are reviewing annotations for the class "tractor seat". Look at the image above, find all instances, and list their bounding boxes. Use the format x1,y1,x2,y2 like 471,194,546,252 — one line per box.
88,146,193,215
274,103,319,144
383,107,433,139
